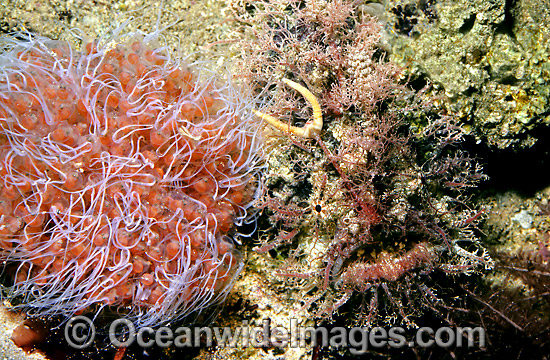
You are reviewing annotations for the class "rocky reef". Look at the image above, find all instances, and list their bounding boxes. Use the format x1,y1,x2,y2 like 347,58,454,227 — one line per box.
0,0,549,359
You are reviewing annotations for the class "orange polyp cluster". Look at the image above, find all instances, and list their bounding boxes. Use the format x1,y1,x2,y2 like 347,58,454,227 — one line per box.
0,33,262,326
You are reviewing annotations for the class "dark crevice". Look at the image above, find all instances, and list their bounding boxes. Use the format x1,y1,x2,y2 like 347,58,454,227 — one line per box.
407,72,430,92
459,13,476,34
495,0,517,39
497,75,521,86
463,125,550,197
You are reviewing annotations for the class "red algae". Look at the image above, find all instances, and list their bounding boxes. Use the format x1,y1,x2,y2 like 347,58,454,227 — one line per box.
0,31,263,327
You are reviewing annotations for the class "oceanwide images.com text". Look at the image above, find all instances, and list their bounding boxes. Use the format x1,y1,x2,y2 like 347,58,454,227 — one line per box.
65,317,486,354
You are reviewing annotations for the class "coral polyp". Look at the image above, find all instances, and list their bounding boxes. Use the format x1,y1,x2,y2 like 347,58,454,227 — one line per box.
0,30,263,327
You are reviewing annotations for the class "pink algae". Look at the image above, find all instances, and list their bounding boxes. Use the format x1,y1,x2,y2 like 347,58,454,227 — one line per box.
0,33,263,326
